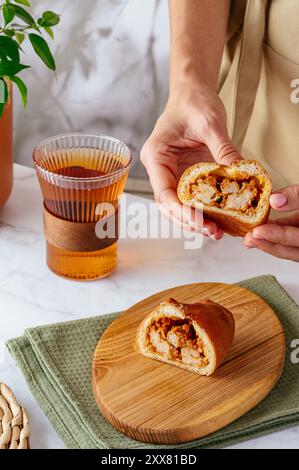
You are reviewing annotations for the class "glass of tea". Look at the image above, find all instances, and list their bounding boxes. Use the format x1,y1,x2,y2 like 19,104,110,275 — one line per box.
33,133,132,280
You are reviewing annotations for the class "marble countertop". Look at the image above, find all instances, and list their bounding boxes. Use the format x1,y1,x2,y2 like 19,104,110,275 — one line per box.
1,164,299,449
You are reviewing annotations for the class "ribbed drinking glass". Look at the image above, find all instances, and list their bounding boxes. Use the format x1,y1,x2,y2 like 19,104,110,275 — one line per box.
33,133,132,280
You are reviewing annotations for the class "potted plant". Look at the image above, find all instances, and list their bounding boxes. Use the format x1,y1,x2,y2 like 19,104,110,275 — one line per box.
0,0,60,208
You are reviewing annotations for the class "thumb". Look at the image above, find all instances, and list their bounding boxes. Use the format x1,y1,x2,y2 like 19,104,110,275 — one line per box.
206,127,243,166
270,185,299,212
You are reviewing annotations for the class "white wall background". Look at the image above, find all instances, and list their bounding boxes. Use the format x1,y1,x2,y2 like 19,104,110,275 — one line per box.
14,0,170,179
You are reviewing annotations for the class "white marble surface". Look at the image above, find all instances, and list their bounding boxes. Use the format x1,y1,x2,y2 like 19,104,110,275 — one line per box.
1,164,299,449
14,0,169,181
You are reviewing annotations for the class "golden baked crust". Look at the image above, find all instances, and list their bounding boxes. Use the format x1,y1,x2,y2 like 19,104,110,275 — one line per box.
135,298,235,376
177,160,272,237
196,207,270,237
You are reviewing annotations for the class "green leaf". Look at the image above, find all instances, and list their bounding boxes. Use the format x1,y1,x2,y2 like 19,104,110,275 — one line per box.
0,79,9,119
44,26,54,40
13,0,31,6
15,32,25,45
13,4,35,26
3,4,15,26
0,61,29,75
0,36,20,62
29,33,56,71
38,11,60,27
10,75,27,106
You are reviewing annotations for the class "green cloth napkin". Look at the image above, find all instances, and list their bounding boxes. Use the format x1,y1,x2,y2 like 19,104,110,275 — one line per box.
6,275,299,449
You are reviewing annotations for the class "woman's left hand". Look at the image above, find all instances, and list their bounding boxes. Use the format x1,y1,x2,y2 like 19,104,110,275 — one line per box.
243,185,299,262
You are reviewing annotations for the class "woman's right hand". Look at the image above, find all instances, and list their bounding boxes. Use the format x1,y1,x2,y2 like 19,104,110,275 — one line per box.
141,84,242,239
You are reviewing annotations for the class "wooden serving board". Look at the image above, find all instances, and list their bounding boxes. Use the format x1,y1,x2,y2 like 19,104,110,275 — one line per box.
92,283,285,444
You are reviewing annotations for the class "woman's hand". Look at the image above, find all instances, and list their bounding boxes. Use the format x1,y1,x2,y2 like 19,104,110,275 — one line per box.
244,185,299,262
142,0,233,238
141,85,242,238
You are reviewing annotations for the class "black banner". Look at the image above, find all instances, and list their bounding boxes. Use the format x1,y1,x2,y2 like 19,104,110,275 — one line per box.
0,449,296,465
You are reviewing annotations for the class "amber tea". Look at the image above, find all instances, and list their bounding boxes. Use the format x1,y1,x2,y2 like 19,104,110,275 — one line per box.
33,135,131,280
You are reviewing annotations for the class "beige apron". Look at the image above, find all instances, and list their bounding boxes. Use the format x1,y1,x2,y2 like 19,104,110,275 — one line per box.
219,0,299,189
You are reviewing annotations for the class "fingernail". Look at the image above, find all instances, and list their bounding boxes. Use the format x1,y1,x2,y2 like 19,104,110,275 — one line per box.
245,241,256,249
189,220,202,231
203,228,217,240
244,232,257,248
202,227,210,236
252,229,264,240
270,193,287,208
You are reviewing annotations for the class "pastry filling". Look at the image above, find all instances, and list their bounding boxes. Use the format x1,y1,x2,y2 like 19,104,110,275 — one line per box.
189,174,262,213
147,317,209,368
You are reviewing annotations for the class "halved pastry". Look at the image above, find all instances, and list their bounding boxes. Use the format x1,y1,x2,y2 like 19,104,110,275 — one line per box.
177,160,272,236
135,298,235,376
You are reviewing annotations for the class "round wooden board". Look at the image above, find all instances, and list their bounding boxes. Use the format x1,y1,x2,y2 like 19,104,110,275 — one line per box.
92,283,285,444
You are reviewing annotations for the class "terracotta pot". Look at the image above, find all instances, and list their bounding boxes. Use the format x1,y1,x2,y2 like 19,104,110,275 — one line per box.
0,83,13,208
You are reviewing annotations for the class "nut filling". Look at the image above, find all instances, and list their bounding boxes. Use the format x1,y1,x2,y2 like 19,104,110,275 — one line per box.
189,174,262,213
147,317,209,367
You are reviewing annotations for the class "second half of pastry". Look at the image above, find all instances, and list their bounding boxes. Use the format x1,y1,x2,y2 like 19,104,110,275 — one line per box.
135,298,235,376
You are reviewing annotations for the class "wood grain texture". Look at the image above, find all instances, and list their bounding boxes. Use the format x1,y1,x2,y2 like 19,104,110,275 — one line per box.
92,283,285,444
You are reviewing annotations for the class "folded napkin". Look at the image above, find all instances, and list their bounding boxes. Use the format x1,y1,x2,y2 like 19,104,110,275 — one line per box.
6,275,299,449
